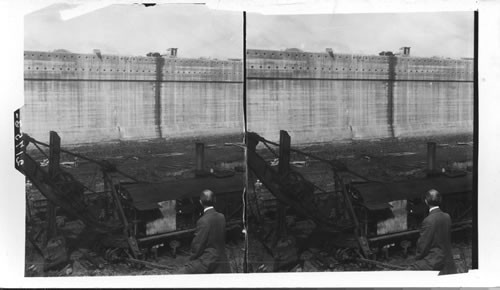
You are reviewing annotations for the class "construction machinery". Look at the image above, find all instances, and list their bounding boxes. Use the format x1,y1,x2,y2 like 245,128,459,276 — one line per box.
246,130,473,270
20,131,244,270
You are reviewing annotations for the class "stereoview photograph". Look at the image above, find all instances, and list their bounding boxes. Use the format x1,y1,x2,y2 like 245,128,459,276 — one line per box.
22,3,245,276
245,11,475,274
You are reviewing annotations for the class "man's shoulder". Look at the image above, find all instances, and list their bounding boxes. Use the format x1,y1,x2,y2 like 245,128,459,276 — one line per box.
433,208,450,217
427,209,451,222
423,211,439,223
200,209,223,219
198,210,215,224
216,211,226,221
205,210,226,223
197,214,209,225
437,210,452,222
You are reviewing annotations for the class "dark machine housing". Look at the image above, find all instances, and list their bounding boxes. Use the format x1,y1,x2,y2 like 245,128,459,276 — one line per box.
116,175,244,246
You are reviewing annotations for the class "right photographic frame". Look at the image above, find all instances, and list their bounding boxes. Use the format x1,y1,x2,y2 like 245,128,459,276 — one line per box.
245,11,476,274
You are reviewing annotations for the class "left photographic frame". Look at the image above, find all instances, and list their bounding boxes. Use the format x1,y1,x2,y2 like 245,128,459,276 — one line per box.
21,3,245,276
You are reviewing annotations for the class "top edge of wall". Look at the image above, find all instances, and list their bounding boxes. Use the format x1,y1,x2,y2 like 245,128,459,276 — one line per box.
24,50,243,63
246,49,474,63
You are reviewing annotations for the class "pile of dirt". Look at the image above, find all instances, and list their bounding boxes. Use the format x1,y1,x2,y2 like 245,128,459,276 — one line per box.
26,225,245,277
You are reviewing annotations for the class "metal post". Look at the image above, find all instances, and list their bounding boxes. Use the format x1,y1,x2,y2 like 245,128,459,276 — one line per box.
45,131,60,245
195,142,205,173
48,132,60,180
276,130,291,242
427,142,437,176
278,130,291,176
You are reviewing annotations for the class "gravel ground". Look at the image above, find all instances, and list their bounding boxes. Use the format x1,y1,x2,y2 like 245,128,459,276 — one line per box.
24,133,474,275
24,134,245,277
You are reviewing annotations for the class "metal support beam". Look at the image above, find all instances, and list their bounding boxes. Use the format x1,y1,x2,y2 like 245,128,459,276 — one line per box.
104,173,128,230
246,131,349,231
137,219,242,243
103,172,141,259
367,220,472,243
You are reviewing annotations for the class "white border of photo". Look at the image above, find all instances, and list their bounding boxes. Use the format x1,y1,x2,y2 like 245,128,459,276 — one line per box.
1,0,498,287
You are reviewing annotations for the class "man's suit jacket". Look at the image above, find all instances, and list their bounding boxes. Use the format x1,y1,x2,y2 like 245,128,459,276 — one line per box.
189,208,231,273
415,208,457,275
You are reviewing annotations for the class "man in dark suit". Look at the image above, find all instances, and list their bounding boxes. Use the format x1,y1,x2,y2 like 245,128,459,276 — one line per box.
179,189,231,274
411,189,457,275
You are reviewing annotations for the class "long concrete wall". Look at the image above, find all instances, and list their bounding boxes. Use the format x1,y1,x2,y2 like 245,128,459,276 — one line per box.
246,49,473,144
23,51,243,144
24,49,473,145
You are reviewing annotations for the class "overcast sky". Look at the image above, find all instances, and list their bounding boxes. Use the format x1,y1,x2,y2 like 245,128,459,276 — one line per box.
25,4,243,59
25,5,473,59
247,12,474,58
